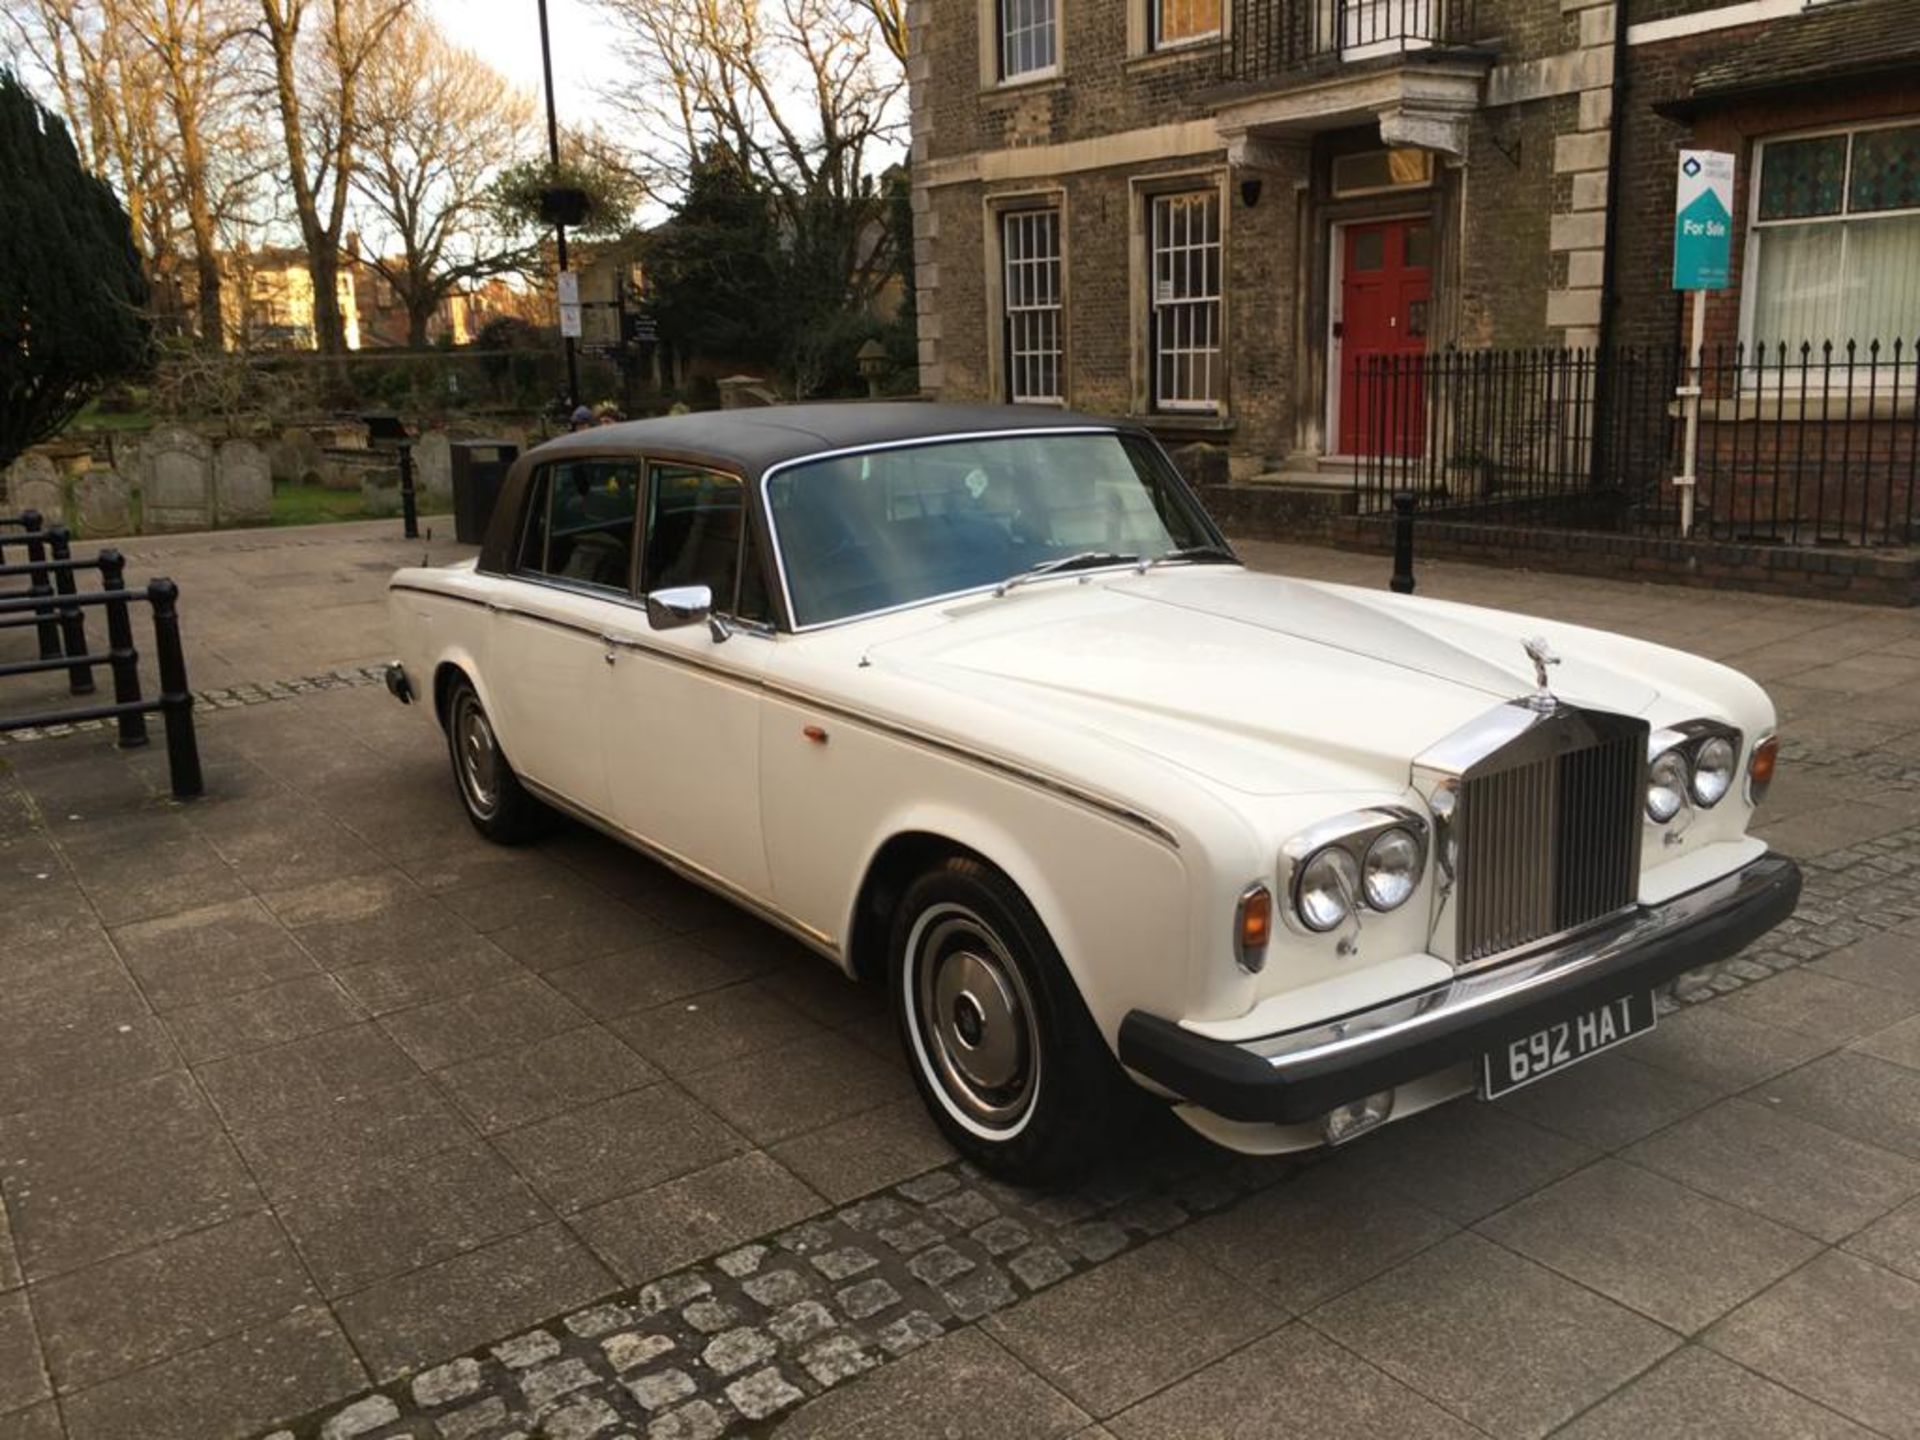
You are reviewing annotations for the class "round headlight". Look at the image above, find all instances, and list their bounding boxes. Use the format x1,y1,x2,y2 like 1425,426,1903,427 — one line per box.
1691,736,1736,807
1648,748,1690,823
1363,828,1421,911
1297,845,1360,932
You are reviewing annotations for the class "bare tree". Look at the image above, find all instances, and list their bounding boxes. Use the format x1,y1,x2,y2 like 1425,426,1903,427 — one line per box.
351,14,535,346
590,0,904,225
4,0,257,342
255,0,410,355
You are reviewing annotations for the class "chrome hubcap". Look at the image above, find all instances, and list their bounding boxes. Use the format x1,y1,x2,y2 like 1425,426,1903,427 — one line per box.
453,694,499,817
911,907,1039,1132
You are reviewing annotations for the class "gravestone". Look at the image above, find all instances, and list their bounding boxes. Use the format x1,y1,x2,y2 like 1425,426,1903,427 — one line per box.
413,431,452,501
142,425,214,533
361,467,401,517
73,468,132,536
4,452,65,522
270,427,325,485
215,438,273,525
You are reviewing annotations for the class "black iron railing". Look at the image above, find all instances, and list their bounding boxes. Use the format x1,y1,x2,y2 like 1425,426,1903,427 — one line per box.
1226,0,1479,84
1353,341,1920,548
0,536,202,798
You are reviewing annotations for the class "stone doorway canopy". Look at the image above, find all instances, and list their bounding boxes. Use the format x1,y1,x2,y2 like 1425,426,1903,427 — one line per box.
1216,55,1489,166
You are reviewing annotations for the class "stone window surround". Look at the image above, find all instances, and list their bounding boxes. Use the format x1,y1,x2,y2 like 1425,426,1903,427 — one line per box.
983,187,1072,407
1129,167,1234,420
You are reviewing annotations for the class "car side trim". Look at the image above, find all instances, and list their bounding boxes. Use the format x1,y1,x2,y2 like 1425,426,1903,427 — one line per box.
517,773,843,961
390,580,1181,852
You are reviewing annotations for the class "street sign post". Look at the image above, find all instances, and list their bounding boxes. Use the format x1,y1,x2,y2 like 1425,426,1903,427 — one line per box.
557,270,583,340
1672,150,1734,537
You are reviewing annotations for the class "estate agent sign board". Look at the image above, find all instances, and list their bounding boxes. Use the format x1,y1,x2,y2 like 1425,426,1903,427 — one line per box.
1673,150,1734,291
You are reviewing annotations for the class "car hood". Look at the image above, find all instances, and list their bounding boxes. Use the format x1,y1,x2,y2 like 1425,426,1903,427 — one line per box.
861,568,1661,796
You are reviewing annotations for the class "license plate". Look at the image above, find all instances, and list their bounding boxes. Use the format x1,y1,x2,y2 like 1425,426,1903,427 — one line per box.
1482,993,1656,1099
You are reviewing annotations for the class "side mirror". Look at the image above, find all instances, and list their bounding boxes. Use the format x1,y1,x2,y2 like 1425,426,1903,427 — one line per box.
644,584,732,642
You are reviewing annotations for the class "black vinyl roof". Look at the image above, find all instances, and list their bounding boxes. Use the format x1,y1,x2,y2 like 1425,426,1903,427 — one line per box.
528,402,1128,478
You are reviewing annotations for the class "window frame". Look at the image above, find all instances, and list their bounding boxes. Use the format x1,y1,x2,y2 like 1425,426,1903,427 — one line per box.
1000,204,1067,405
1149,0,1222,52
1739,116,1920,386
993,0,1059,83
1145,185,1227,415
512,457,646,595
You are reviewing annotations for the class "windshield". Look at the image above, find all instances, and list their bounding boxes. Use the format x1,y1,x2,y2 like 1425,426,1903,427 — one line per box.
765,431,1223,627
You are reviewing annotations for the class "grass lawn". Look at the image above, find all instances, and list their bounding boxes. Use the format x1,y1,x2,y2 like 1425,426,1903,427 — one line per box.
270,482,451,527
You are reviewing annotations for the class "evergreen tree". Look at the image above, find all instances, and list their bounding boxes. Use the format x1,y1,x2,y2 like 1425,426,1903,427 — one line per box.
641,148,786,369
0,69,149,472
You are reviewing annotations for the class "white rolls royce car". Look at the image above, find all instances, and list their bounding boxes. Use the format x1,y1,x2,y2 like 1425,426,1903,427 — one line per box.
385,404,1800,1181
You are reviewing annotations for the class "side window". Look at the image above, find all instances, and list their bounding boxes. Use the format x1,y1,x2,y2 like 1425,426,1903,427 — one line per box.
642,464,744,612
518,460,641,589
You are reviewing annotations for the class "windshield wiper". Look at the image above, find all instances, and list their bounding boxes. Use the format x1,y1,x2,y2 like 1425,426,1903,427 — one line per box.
1138,543,1239,571
994,550,1140,597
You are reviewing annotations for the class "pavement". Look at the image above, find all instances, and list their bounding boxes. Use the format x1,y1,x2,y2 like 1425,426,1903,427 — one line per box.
0,519,1918,1440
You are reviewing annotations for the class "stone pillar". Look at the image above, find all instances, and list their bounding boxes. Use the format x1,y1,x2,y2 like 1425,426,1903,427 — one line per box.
1547,1,1618,350
906,0,938,395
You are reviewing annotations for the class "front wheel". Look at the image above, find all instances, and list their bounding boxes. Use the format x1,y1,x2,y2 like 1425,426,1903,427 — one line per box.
444,677,544,844
891,856,1125,1184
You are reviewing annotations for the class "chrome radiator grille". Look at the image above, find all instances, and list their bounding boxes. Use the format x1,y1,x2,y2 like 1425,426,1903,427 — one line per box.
1456,718,1644,964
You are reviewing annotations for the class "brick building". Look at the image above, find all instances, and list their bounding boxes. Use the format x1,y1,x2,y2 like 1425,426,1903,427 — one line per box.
906,0,1920,494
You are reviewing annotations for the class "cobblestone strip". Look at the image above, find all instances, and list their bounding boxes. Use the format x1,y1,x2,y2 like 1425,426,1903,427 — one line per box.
0,666,389,747
261,1154,1276,1440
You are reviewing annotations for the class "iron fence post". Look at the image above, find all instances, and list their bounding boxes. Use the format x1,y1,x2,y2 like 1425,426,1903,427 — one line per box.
147,578,202,798
21,511,59,661
398,441,420,541
100,551,147,748
47,527,94,696
1391,491,1417,595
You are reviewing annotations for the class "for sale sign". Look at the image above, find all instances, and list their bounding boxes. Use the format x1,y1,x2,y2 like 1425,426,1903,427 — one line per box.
1673,150,1734,291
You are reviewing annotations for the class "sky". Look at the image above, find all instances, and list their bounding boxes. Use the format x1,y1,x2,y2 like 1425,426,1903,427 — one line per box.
427,0,627,120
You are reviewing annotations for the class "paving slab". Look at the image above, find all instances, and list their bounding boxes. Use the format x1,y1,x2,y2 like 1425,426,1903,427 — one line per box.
575,1153,829,1286
493,1084,749,1214
332,1224,615,1382
1107,1323,1479,1440
1310,1232,1679,1440
1175,1163,1455,1315
433,1026,661,1134
1555,1344,1873,1440
1718,968,1920,1045
1624,1096,1920,1243
1625,1003,1832,1094
983,1240,1284,1419
1706,1250,1920,1439
1493,1052,1718,1152
30,1212,314,1391
772,1328,1088,1439
1476,1158,1821,1334
1756,1051,1920,1160
0,1290,50,1415
1843,1195,1920,1282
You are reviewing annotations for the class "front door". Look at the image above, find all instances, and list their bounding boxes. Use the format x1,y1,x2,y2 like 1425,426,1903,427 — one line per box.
1337,217,1432,457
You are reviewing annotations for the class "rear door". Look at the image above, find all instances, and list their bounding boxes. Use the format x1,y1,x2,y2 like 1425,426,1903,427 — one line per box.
488,456,641,812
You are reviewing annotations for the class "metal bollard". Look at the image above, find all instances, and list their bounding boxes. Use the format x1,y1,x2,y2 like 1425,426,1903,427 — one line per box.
47,527,94,696
22,511,59,660
147,578,202,798
1390,491,1417,596
100,551,147,748
398,442,420,541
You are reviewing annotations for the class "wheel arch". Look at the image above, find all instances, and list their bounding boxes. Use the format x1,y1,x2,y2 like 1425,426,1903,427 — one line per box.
840,806,1106,1021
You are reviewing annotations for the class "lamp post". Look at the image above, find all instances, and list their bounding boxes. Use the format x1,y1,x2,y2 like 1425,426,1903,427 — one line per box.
537,0,580,410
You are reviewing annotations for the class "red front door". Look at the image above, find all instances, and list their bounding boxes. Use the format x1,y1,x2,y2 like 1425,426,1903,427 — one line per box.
1338,218,1432,456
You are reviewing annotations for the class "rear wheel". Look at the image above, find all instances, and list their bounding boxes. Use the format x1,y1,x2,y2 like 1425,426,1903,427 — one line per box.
445,677,543,843
891,856,1125,1183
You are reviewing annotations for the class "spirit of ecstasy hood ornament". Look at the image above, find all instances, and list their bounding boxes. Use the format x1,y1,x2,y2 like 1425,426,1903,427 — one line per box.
1523,636,1561,712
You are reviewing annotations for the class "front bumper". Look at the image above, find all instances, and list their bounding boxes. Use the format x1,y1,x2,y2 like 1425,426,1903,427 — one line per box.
1118,852,1801,1126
